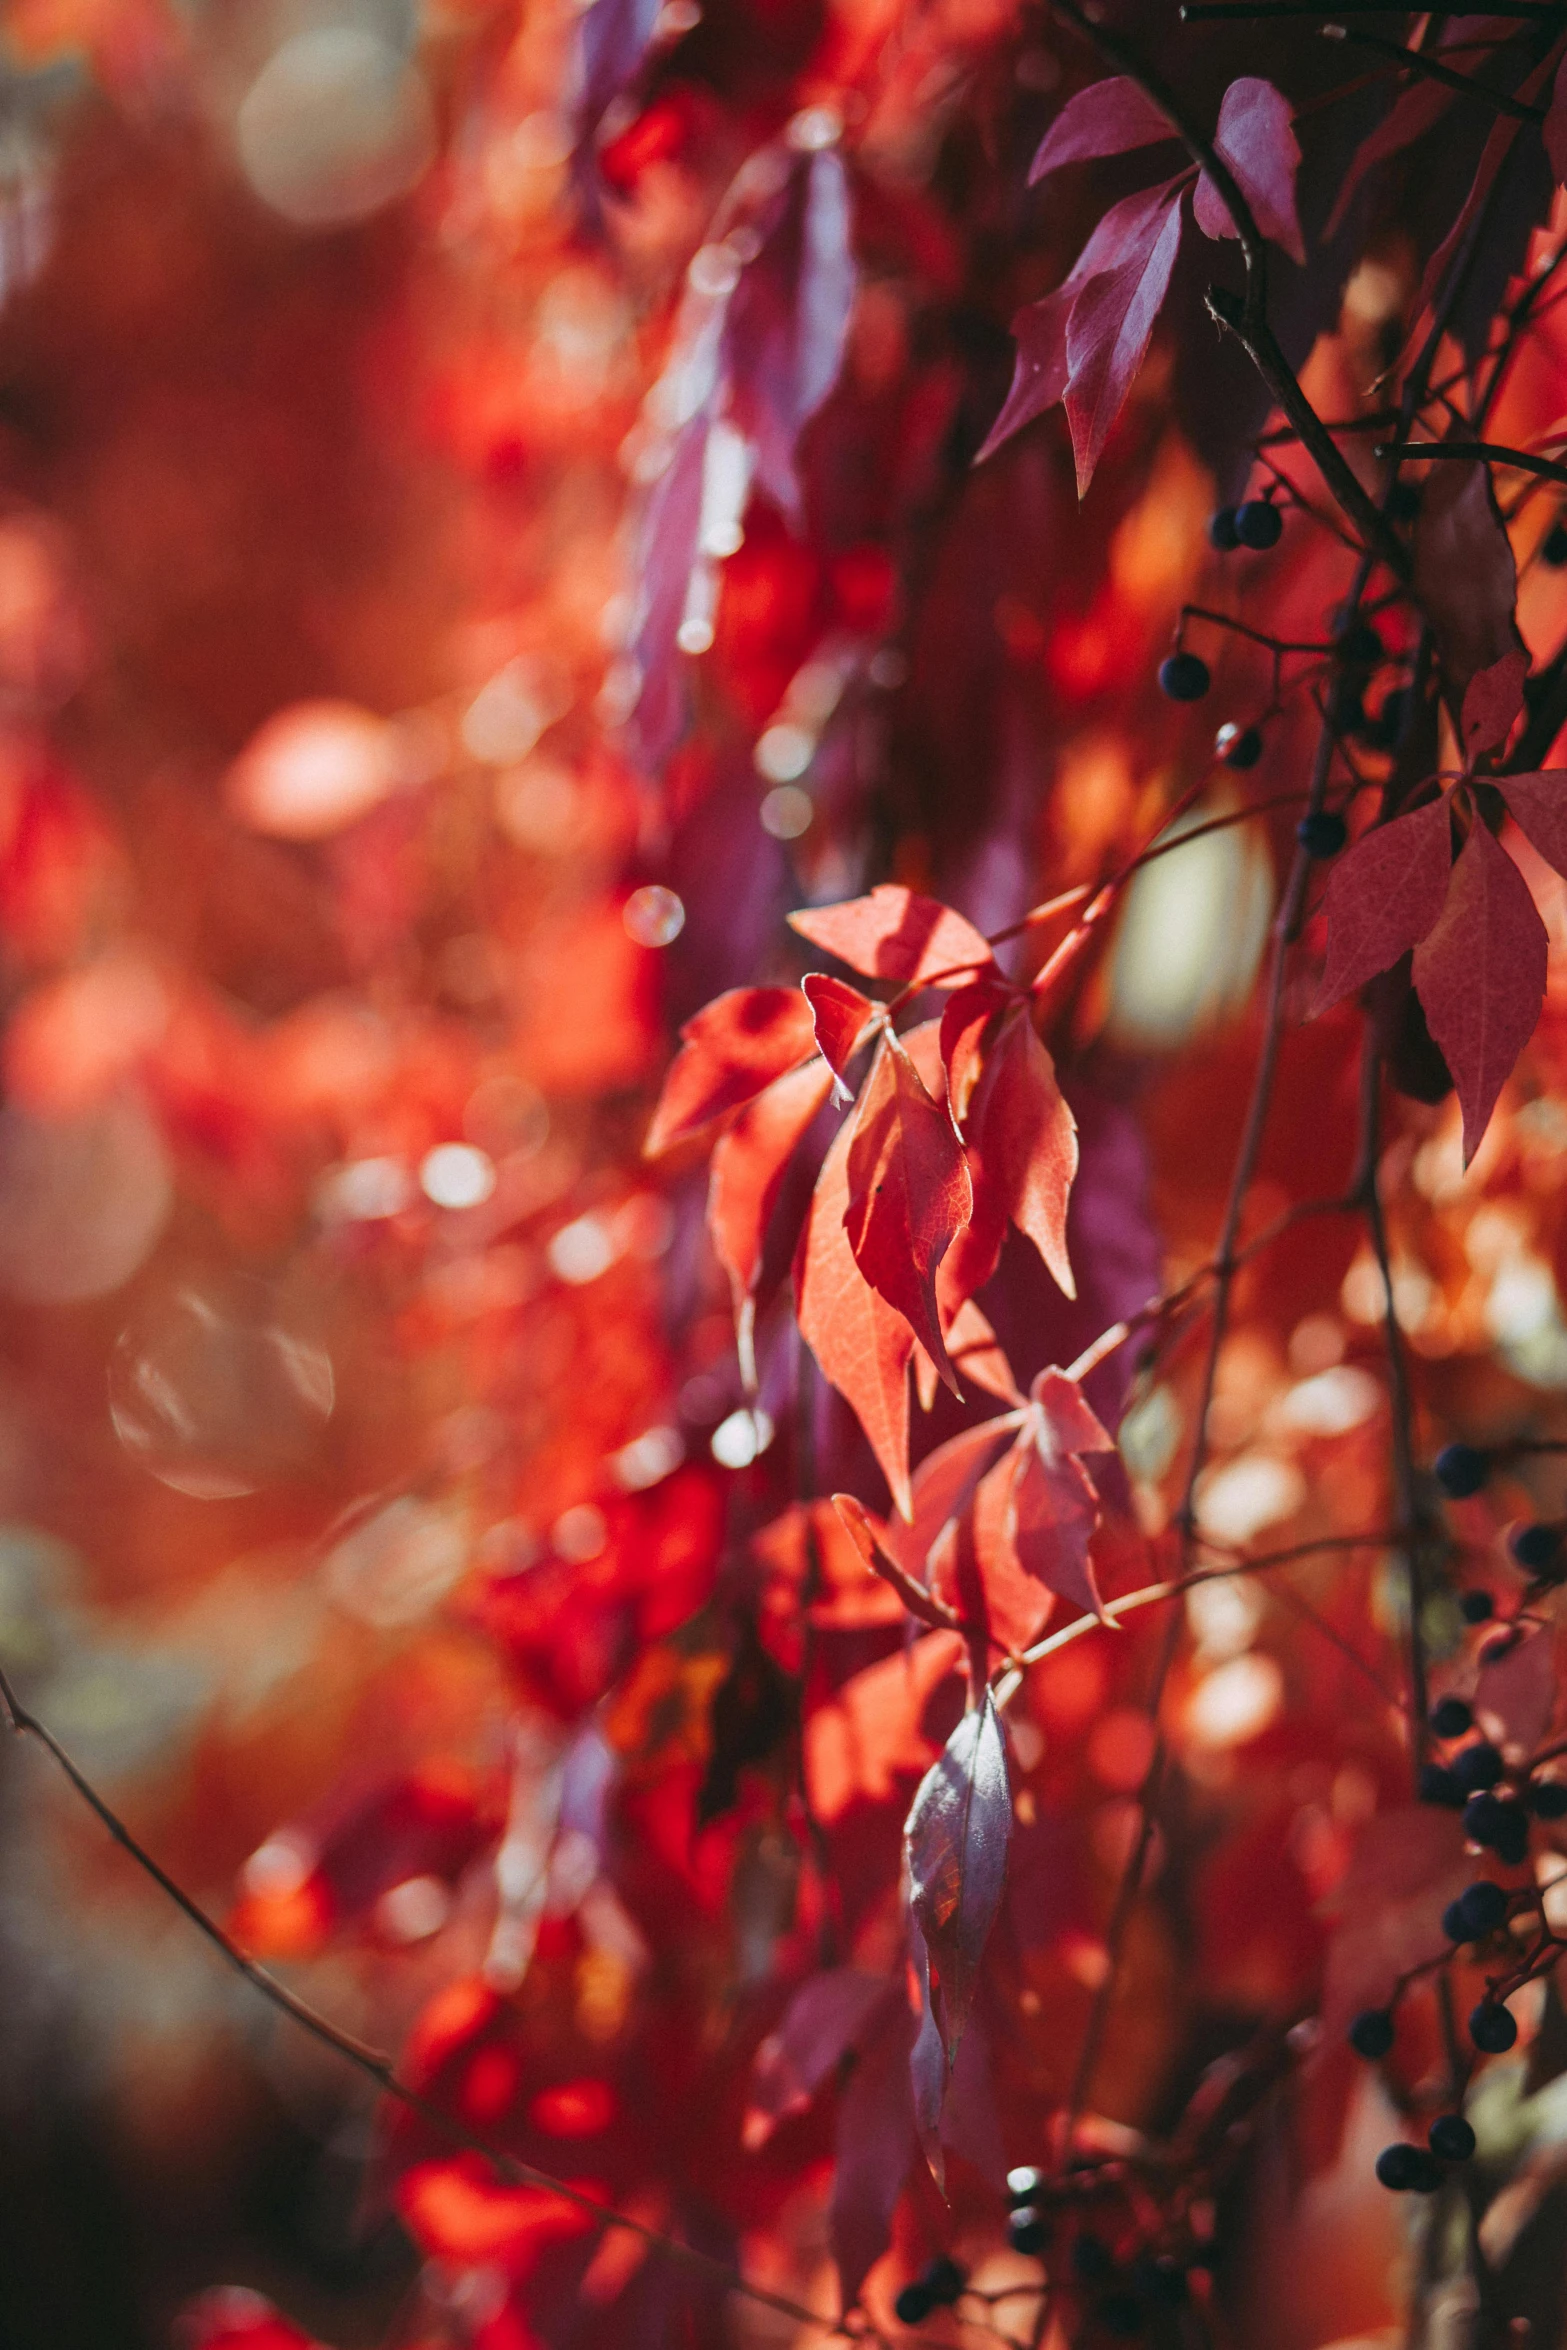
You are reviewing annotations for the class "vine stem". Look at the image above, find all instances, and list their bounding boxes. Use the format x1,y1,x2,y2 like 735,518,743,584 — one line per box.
0,1662,854,2343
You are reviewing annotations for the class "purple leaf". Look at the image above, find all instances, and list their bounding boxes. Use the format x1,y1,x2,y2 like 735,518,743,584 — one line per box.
1192,77,1305,266
1029,76,1178,185
1313,795,1454,1013
745,1967,893,2147
905,1692,1011,2060
1496,770,1567,877
1063,182,1185,494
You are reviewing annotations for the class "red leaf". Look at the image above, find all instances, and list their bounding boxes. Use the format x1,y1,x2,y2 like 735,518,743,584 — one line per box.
940,976,1008,1126
1474,1624,1557,1755
789,884,995,988
1192,78,1305,265
709,1055,835,1383
803,971,879,1082
802,1629,965,1819
795,1104,915,1516
844,1034,974,1392
1462,649,1529,761
978,181,1184,465
1548,50,1567,183
930,1453,1056,1655
1412,816,1547,1162
905,1693,1011,2057
1325,74,1454,240
645,985,817,1153
1313,794,1453,1013
1412,457,1526,729
939,1296,1025,1408
1028,75,1178,184
1006,1368,1113,1623
885,1415,1022,1591
968,1002,1077,1297
1495,770,1567,878
1063,181,1185,496
744,1966,893,2148
832,1999,916,2307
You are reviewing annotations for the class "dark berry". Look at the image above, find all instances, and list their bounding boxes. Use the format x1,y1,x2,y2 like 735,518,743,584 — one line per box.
1543,520,1567,568
1009,2206,1047,2257
1442,1898,1470,1942
1431,1696,1474,1740
1464,1790,1508,1848
1470,2001,1519,2054
1208,507,1241,551
1530,1778,1567,1819
1159,652,1210,701
1408,2151,1445,2193
1511,1522,1562,1575
1457,1880,1507,1937
1375,2143,1422,2191
1235,499,1283,550
1336,621,1385,668
1493,1807,1530,1867
1099,2291,1146,2336
896,2284,934,2325
1419,1762,1465,1808
1217,721,1263,769
1435,1443,1489,1499
1429,2114,1477,2163
1388,481,1421,524
1006,2165,1045,2206
1455,1741,1505,1794
1130,2256,1186,2307
1460,1590,1496,1624
922,2257,965,2306
1349,2007,1396,2058
1297,809,1348,859
1071,2235,1116,2284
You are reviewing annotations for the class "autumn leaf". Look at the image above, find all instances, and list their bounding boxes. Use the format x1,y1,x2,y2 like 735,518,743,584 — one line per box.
1062,181,1186,496
966,1002,1077,1297
905,1692,1011,2060
883,1414,1023,1595
803,972,879,1083
744,1966,893,2148
1028,75,1178,184
1006,1369,1114,1624
645,985,818,1153
1192,78,1305,265
1412,457,1526,729
844,1033,974,1391
1462,650,1529,762
1411,816,1547,1162
1495,769,1567,877
1313,794,1453,1013
795,1105,916,1516
916,1295,1023,1413
789,884,995,989
710,1055,836,1385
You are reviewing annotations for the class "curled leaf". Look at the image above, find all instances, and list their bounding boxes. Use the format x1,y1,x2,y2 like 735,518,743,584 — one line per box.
905,1692,1011,2060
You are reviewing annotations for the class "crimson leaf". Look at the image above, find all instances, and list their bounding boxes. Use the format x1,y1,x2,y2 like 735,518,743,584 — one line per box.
1313,794,1453,1014
1411,815,1547,1163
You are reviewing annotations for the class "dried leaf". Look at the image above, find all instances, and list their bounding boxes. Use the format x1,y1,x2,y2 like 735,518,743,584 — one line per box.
1412,457,1526,726
646,985,817,1154
844,1034,974,1392
1313,795,1453,1013
905,1692,1011,2058
789,884,995,989
795,1103,915,1516
710,1056,835,1385
1494,769,1567,877
1063,181,1186,496
803,972,878,1083
1412,816,1547,1161
1192,78,1305,265
1029,76,1178,185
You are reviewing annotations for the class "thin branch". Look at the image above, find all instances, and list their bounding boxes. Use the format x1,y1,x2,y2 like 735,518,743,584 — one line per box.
0,1663,848,2341
1320,24,1547,119
1378,439,1567,484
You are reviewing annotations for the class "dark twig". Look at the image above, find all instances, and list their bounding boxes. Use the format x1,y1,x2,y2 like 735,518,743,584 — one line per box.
1320,24,1547,119
1378,439,1567,484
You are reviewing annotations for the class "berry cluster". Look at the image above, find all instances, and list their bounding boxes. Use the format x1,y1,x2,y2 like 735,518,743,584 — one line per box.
895,2255,966,2325
1003,2170,1194,2337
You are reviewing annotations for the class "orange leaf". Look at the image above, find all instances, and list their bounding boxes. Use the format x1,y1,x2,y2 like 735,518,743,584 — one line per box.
844,1033,973,1392
803,971,879,1081
789,884,996,988
709,1055,834,1384
644,986,817,1154
794,1102,915,1515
